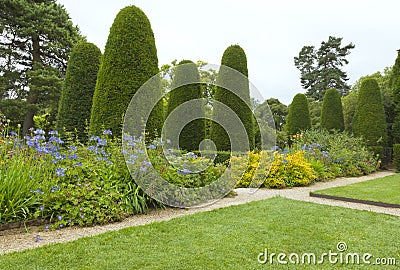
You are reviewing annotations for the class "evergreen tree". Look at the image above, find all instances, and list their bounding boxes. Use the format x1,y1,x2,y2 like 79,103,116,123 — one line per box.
0,0,81,133
353,78,387,146
286,93,311,135
294,36,354,101
321,88,344,132
89,5,161,137
210,45,254,152
391,50,400,144
56,42,101,141
166,60,205,151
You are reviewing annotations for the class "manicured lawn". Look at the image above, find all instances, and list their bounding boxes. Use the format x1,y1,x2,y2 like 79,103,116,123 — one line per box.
313,173,400,205
0,197,399,269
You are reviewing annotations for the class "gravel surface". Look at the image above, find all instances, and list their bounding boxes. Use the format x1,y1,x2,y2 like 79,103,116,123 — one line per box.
0,170,397,255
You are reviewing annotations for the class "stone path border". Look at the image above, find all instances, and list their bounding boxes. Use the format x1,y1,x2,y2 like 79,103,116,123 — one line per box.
0,170,398,255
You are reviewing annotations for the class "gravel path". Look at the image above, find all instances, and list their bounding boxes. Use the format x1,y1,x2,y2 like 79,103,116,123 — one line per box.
0,170,398,255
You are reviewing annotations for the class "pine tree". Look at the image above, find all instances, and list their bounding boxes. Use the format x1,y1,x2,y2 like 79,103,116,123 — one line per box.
165,60,205,151
89,5,161,137
321,88,344,132
210,45,254,152
391,50,400,144
56,42,101,142
353,78,387,146
286,93,311,135
0,0,81,133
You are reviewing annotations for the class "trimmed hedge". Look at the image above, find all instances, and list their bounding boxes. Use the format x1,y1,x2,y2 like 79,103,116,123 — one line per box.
166,60,205,151
393,144,400,171
286,93,311,136
353,78,387,146
56,41,101,142
321,88,344,132
210,45,254,152
89,5,162,137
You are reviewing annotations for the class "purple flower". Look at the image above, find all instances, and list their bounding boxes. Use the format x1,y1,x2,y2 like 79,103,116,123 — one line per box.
123,135,133,141
55,168,66,177
97,138,107,147
178,169,192,175
147,144,156,150
48,130,58,135
69,154,78,160
80,214,85,219
33,129,45,135
57,215,62,221
59,224,63,228
90,136,99,141
140,167,148,172
44,225,49,230
87,146,96,151
103,130,112,135
74,162,83,167
39,205,44,211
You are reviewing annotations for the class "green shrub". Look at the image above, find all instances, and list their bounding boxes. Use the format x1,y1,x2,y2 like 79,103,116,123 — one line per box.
89,5,162,138
391,51,400,144
210,45,254,152
393,144,400,171
166,60,205,151
56,42,101,142
286,93,311,136
353,78,387,146
321,88,344,132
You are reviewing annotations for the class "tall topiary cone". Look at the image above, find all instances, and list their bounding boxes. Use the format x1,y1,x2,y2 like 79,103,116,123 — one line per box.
286,93,311,136
166,60,205,151
89,5,162,137
56,41,101,142
210,45,254,152
353,78,387,146
321,88,344,132
391,50,400,144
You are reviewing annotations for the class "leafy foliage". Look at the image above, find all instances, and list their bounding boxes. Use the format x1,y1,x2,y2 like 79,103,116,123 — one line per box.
89,5,162,138
321,88,344,132
56,42,101,142
294,36,355,100
353,78,387,146
285,93,311,136
391,51,400,144
393,144,400,172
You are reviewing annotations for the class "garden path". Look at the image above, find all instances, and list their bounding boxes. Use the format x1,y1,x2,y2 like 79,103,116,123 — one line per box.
0,170,397,255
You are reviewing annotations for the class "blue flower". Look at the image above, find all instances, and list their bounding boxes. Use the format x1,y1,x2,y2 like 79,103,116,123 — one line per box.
87,146,96,151
59,224,63,228
48,130,58,135
130,155,138,160
271,145,280,151
127,141,136,147
69,154,78,160
301,144,307,151
283,159,288,163
9,131,17,136
80,214,85,219
123,135,133,141
122,150,129,155
142,161,151,166
103,130,112,135
147,144,156,149
178,169,192,175
57,215,62,221
89,135,99,141
34,129,45,135
39,205,44,211
140,167,148,172
55,168,66,177
74,162,83,167
68,146,77,152
126,160,135,165
44,225,49,230
136,149,145,154
321,151,329,158
34,235,43,242
97,138,107,147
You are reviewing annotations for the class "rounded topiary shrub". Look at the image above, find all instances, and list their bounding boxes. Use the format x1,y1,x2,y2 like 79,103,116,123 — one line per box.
353,78,387,146
286,93,311,136
56,41,101,142
321,88,344,132
210,44,254,152
166,60,205,151
89,5,162,137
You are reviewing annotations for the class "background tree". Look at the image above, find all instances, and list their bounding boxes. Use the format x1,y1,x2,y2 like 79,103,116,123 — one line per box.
307,98,322,129
342,91,358,132
210,45,254,152
0,0,81,133
165,60,205,151
56,42,101,142
285,93,311,136
89,5,161,137
353,78,387,147
294,36,355,101
391,50,400,144
321,88,344,132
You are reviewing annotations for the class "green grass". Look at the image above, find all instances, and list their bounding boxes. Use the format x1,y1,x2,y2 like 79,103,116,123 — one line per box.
0,197,399,269
313,173,400,205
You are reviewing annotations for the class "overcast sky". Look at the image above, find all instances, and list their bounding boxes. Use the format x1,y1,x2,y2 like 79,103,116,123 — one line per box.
57,0,400,104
